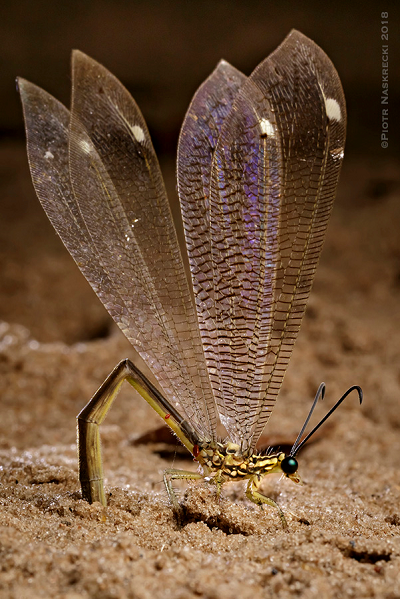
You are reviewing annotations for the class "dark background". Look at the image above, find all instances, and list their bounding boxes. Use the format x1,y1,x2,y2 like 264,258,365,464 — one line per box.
1,0,399,343
1,0,399,157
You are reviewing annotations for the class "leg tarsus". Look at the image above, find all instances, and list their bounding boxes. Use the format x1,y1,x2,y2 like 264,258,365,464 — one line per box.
163,469,204,525
246,477,288,529
213,471,225,503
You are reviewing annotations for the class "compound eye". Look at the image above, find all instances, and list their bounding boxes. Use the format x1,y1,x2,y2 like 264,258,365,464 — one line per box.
281,456,298,475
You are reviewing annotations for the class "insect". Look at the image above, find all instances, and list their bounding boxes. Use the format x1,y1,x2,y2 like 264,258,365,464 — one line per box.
18,30,362,528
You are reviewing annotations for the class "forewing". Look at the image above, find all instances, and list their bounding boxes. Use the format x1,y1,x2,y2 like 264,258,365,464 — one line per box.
178,59,246,262
189,30,346,449
177,60,246,431
19,54,219,440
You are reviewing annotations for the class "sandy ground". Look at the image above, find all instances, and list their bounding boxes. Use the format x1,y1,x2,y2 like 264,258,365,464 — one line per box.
1,143,400,598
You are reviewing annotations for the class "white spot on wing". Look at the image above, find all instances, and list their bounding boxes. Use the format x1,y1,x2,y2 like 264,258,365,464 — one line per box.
79,139,92,154
325,98,342,122
44,151,54,160
131,125,145,143
330,148,344,161
260,118,275,137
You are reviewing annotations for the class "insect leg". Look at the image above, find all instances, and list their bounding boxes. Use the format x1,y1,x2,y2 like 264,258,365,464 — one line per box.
213,470,226,501
163,469,204,522
246,476,288,529
77,358,198,505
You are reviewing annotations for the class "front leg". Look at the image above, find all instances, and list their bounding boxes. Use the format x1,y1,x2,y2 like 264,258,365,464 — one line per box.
213,469,226,501
246,476,288,529
163,469,204,523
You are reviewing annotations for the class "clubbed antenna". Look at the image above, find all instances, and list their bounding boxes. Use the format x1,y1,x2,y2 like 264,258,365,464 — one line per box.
290,385,363,457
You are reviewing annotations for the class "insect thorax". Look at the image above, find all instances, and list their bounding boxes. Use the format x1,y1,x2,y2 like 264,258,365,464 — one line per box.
197,441,285,480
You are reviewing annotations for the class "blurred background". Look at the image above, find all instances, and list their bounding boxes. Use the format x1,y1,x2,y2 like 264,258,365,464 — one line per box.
0,0,399,345
1,0,399,156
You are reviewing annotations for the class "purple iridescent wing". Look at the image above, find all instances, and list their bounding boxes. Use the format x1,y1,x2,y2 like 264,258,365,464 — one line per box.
178,30,346,450
177,59,247,430
178,59,246,256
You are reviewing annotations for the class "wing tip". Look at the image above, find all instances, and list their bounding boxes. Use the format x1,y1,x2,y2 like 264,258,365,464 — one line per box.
16,76,32,97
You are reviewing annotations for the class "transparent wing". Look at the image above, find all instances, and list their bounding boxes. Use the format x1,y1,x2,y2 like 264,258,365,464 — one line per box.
179,30,346,450
18,53,219,441
177,60,246,422
246,30,347,447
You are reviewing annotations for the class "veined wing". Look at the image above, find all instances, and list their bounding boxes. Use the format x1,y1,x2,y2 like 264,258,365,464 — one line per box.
17,80,134,342
179,30,346,450
245,31,347,448
18,53,218,441
177,59,247,429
